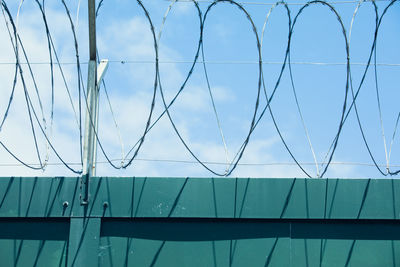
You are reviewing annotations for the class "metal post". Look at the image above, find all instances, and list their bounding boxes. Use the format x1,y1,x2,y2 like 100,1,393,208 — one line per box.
82,60,108,179
92,60,109,175
81,0,97,205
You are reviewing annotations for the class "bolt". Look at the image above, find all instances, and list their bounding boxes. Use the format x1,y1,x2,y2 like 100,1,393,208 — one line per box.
62,201,69,208
103,201,109,208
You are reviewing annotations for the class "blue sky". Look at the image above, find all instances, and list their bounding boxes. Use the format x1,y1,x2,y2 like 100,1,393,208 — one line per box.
0,0,399,178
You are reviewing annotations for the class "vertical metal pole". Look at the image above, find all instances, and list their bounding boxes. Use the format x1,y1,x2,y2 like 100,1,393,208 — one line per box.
81,0,97,205
88,0,97,62
92,60,109,175
67,217,101,267
68,3,103,266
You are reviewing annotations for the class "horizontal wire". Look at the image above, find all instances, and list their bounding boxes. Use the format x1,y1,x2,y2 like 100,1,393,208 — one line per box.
112,60,400,66
0,60,399,66
0,61,86,65
165,0,390,5
0,158,398,168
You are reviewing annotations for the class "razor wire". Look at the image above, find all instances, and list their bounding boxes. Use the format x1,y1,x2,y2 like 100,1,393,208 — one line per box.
0,0,398,177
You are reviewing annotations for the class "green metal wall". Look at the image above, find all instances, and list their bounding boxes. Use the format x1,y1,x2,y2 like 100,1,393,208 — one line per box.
0,177,399,266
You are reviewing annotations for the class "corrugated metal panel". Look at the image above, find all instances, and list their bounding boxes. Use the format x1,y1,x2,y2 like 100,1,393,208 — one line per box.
0,177,399,266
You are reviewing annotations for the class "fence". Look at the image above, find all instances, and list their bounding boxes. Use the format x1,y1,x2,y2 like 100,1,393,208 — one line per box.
0,177,399,266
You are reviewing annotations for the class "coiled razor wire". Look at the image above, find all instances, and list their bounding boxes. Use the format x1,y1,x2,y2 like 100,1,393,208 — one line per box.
0,0,398,177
